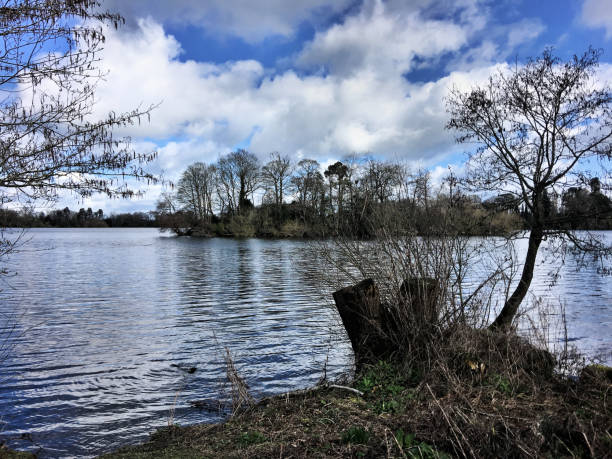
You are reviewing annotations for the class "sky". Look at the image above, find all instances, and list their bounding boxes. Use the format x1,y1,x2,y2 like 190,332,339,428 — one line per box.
59,0,612,213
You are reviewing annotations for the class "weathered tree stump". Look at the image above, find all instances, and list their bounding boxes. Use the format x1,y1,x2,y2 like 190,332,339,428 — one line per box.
398,277,441,329
333,277,442,370
332,278,388,369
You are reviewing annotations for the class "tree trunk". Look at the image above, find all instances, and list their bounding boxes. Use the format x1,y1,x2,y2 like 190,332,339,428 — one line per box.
239,175,247,213
490,227,543,331
333,278,440,371
332,279,387,370
398,277,440,328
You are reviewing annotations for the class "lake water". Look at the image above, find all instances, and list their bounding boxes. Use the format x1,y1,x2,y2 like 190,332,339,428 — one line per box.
0,228,610,457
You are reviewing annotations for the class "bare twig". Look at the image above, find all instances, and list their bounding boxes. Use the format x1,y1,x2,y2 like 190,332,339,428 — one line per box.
426,383,473,459
224,347,254,415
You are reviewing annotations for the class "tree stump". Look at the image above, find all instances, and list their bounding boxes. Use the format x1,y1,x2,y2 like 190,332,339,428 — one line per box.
332,278,388,369
398,277,441,330
333,277,441,370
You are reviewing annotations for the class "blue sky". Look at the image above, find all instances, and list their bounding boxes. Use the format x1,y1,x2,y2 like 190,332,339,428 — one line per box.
65,0,612,213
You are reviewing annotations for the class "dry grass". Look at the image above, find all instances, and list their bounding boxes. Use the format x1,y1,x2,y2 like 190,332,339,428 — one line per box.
224,347,255,416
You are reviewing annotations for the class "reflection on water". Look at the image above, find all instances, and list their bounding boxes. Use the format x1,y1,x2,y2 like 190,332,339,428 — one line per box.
509,235,612,362
0,228,610,457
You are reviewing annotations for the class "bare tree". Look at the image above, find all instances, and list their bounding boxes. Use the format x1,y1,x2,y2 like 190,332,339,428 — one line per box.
361,159,403,204
176,162,216,222
215,155,239,215
261,153,292,212
291,158,325,223
324,161,349,230
215,150,260,215
155,191,193,236
234,150,261,212
155,192,179,216
447,48,612,330
0,0,157,204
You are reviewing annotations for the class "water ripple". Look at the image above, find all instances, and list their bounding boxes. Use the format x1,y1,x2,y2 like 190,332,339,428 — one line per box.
0,229,351,457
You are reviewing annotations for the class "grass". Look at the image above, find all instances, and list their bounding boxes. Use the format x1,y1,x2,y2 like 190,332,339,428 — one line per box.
0,451,36,459
102,388,383,458
237,431,267,447
341,426,369,445
102,379,604,458
394,429,449,459
355,360,418,414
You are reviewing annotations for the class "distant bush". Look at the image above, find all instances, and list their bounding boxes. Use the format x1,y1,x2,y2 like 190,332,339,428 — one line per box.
226,214,256,238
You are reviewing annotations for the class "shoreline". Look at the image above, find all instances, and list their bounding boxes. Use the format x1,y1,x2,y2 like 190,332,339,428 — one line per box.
100,359,612,458
2,333,611,458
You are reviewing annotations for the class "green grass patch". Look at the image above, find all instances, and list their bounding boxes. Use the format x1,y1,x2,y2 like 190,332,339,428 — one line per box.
489,373,513,395
237,431,267,447
341,426,370,445
355,360,417,414
395,429,449,458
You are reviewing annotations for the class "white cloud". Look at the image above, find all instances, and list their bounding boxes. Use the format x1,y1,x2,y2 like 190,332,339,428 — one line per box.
55,1,561,214
447,40,499,71
596,63,612,88
87,17,505,187
27,1,611,217
581,0,612,39
93,19,266,142
297,0,470,77
446,17,545,72
100,0,353,42
507,18,546,48
155,139,227,181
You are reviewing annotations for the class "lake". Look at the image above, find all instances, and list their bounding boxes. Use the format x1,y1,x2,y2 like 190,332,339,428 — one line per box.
0,228,610,457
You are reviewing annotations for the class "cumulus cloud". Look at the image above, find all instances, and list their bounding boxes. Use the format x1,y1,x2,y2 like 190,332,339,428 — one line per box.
507,18,546,49
581,0,612,39
446,16,545,72
297,0,470,76
155,139,229,180
58,0,555,214
429,162,466,191
43,0,611,216
88,16,506,190
100,0,353,42
447,40,499,71
93,19,266,142
68,0,536,215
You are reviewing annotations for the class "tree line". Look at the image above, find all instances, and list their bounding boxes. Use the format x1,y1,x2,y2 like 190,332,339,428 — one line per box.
3,157,608,236
156,150,612,239
0,207,158,228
